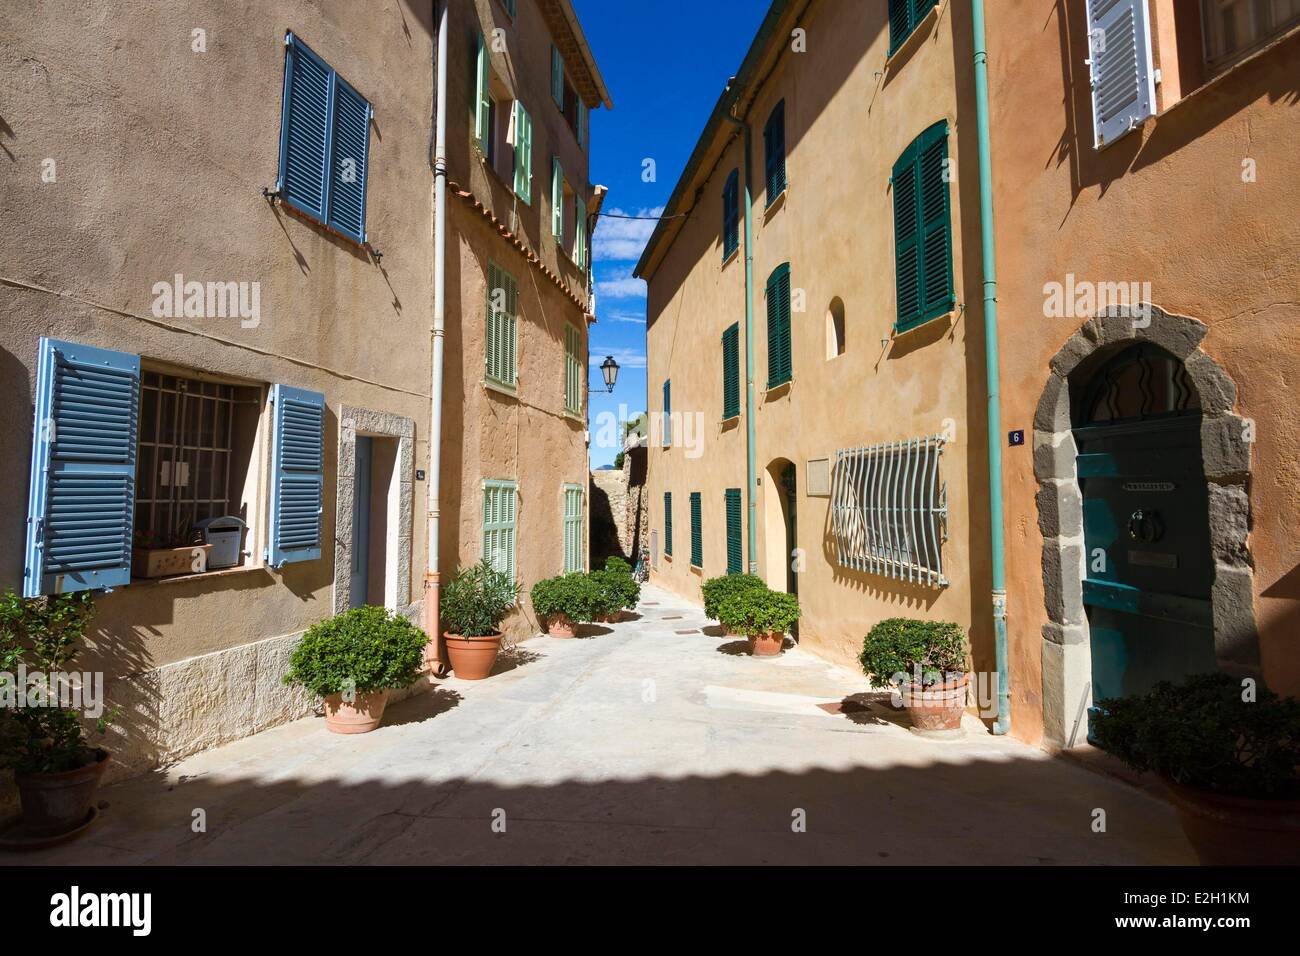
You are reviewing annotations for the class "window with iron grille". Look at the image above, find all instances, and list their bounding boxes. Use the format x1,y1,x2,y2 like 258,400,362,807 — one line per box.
134,371,259,554
830,435,948,586
486,261,518,389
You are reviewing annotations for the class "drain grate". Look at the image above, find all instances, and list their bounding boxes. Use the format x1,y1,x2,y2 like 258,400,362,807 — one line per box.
675,629,699,635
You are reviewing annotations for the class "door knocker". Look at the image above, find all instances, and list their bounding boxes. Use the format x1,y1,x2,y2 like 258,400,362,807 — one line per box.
1127,509,1165,544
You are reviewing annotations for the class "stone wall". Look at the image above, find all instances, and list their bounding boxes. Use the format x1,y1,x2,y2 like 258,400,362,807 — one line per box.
590,469,631,565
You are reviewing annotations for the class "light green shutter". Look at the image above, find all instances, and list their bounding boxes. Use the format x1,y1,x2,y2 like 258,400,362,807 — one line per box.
483,480,517,580
563,484,584,573
486,261,518,388
575,195,588,269
551,46,564,107
552,158,564,240
474,33,491,148
513,102,532,203
725,488,742,575
564,323,582,415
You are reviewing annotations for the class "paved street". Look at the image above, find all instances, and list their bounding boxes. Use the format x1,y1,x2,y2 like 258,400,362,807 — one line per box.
14,586,1193,865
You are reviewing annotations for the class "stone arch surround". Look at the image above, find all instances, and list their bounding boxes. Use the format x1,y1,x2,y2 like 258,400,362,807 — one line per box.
1032,304,1258,748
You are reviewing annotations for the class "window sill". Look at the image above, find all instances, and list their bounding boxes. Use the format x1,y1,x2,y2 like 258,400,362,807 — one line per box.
484,378,519,399
1158,23,1300,123
894,305,956,338
690,563,703,575
274,196,368,252
763,187,788,220
764,378,792,401
563,408,584,423
131,565,266,588
722,246,741,269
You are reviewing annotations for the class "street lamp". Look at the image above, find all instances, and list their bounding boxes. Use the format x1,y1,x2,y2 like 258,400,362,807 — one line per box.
599,355,620,393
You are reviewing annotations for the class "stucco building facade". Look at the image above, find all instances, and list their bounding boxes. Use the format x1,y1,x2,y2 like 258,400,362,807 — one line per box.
638,0,1299,748
0,0,608,781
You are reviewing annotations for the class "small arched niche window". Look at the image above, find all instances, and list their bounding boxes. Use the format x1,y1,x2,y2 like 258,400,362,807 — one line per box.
826,297,846,359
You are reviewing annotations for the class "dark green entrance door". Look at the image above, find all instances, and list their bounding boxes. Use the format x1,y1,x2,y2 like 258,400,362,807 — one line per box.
1073,346,1215,736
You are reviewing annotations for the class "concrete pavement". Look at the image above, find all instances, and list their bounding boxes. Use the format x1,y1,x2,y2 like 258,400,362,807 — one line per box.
9,585,1194,865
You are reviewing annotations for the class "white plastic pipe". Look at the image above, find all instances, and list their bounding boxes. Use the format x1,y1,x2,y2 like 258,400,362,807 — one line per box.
425,0,448,668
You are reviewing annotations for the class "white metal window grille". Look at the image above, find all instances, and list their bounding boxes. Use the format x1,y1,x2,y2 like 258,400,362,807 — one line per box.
135,372,236,542
830,435,948,586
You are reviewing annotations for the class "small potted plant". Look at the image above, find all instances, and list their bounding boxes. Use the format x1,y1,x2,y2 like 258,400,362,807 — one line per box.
0,591,115,842
589,568,640,623
859,618,969,732
440,559,519,680
283,605,427,732
531,573,599,638
1091,672,1300,866
702,573,765,634
716,586,800,657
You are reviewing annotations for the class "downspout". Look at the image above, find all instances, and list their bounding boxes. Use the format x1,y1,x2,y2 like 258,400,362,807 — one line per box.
424,0,449,674
970,0,1010,734
724,104,758,575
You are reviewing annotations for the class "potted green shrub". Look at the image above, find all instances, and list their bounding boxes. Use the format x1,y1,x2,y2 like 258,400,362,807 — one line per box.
589,568,640,622
531,573,600,638
604,556,633,575
283,605,427,732
701,573,765,633
440,559,519,680
859,618,969,732
716,586,800,657
0,591,115,840
1091,672,1300,866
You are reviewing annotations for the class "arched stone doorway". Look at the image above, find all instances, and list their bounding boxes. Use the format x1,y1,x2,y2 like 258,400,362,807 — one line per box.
1033,305,1257,748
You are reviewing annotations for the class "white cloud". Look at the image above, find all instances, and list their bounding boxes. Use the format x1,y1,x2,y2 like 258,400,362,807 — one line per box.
604,310,646,325
589,346,647,370
593,207,664,263
595,266,646,301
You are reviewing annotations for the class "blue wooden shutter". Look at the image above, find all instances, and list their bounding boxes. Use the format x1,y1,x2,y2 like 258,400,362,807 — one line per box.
725,488,742,575
278,34,331,222
722,169,740,260
328,76,371,243
722,322,740,420
766,263,792,388
663,492,673,557
764,100,786,206
24,338,140,597
267,384,324,568
689,491,703,568
894,120,951,332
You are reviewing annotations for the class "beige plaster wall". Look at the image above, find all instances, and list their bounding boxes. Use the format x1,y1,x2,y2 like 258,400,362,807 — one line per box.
645,1,993,679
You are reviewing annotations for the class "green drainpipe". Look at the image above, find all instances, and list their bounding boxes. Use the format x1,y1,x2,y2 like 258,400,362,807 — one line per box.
971,0,1010,735
725,108,759,575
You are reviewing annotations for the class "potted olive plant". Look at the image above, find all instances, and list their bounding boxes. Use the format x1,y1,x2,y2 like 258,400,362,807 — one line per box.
701,573,765,634
0,591,115,842
859,618,969,732
530,573,600,638
440,559,519,680
1091,672,1300,866
283,605,427,732
716,585,800,657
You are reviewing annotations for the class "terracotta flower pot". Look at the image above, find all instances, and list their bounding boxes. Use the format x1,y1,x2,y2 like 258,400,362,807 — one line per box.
548,615,577,639
901,673,970,732
747,632,785,657
16,749,110,837
323,689,390,734
444,631,503,680
1163,777,1300,866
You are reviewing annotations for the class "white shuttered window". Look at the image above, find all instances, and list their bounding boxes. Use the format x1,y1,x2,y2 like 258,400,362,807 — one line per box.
1084,0,1157,148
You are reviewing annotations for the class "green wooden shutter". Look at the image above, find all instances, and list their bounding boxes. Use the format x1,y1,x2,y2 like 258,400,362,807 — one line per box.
551,46,564,107
722,170,740,259
725,488,742,575
513,102,532,203
563,484,584,573
663,379,671,446
663,492,673,557
766,263,792,388
575,195,588,269
474,33,491,148
889,0,939,55
722,322,740,419
893,120,951,332
689,491,703,568
486,261,518,388
764,100,786,206
564,323,582,414
552,157,564,240
483,480,517,580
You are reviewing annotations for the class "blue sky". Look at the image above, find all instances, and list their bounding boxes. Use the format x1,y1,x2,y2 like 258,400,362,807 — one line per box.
573,0,770,467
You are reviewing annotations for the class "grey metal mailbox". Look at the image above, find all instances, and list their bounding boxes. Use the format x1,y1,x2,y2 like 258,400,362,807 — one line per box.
194,516,248,570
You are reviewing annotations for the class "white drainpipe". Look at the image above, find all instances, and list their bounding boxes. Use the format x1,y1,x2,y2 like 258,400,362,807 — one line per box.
424,0,449,672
